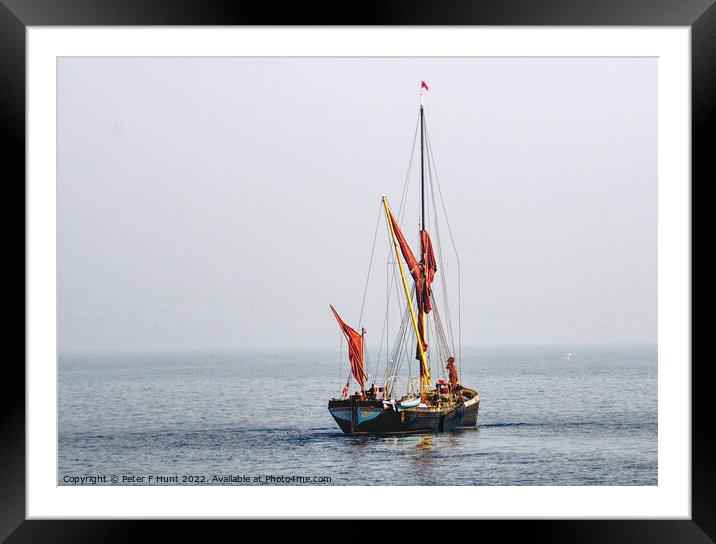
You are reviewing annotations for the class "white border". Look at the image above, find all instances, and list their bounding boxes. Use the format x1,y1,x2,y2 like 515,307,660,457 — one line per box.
27,27,691,519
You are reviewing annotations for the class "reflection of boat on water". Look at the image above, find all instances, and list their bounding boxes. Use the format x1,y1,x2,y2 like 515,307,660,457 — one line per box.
417,435,433,451
327,82,480,435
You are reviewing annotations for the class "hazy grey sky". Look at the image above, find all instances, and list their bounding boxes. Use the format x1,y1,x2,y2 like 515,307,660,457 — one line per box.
58,57,656,352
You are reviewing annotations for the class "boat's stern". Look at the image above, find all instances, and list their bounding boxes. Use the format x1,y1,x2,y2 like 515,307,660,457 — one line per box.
328,397,397,434
459,388,480,427
328,399,354,434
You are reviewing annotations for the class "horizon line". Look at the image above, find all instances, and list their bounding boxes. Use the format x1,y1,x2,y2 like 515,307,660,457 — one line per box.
57,340,658,356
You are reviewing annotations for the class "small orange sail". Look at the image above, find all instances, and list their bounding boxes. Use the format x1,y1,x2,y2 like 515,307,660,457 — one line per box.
330,305,367,389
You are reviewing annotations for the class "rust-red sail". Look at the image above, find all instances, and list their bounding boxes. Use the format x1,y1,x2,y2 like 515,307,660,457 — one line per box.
416,229,437,359
387,208,420,285
386,209,438,358
330,305,367,389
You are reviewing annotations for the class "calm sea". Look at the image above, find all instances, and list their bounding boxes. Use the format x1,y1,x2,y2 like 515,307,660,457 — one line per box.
58,344,657,486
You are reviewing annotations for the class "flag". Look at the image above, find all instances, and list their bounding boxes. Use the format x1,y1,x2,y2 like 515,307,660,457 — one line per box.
421,81,429,91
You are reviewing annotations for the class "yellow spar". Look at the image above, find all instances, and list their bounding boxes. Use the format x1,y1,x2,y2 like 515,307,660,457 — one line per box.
381,196,431,398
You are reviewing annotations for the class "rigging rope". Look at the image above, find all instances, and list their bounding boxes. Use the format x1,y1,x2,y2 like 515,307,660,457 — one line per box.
426,132,456,356
385,298,411,398
372,111,421,396
424,115,463,372
424,116,460,260
397,111,421,224
374,225,408,385
358,203,384,330
340,110,467,398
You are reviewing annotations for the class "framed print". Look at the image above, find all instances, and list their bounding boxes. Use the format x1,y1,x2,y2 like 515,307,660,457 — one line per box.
3,0,709,539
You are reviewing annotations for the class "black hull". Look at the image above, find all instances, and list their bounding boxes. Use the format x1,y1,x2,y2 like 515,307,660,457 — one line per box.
328,389,479,435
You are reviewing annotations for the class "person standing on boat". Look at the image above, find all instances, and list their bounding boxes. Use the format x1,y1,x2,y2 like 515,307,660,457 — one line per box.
447,357,459,392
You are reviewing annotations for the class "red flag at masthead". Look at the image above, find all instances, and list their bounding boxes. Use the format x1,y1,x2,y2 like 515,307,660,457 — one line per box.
421,81,429,91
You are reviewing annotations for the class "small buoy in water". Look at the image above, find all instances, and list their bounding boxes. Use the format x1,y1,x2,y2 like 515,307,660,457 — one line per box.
564,352,573,361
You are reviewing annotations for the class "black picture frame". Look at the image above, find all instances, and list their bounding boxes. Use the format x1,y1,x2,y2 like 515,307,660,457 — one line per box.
2,0,708,540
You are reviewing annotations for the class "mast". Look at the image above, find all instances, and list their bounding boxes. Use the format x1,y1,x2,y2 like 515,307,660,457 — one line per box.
419,87,428,395
420,104,425,230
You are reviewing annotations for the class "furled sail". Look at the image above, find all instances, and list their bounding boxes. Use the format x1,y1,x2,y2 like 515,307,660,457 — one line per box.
419,229,437,314
330,305,367,389
386,209,438,356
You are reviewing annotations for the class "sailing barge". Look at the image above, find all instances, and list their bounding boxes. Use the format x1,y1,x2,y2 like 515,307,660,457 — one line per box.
328,83,479,435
